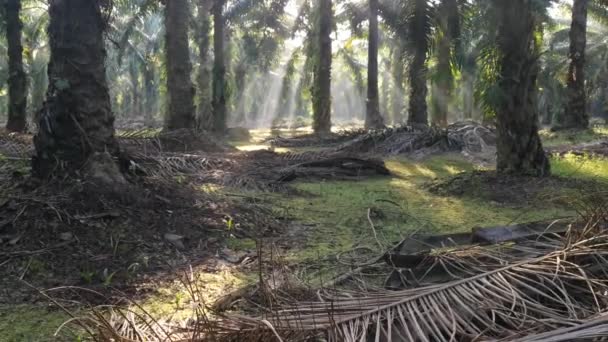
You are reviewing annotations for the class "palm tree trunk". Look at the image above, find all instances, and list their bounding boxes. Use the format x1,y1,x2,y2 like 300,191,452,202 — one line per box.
197,0,213,131
494,0,549,176
143,58,156,126
391,43,406,123
381,66,390,124
33,0,120,178
433,0,457,127
4,0,27,132
164,0,196,130
29,53,48,125
407,0,429,126
313,0,332,135
212,0,227,133
129,62,140,118
462,71,474,120
365,0,384,130
561,0,589,129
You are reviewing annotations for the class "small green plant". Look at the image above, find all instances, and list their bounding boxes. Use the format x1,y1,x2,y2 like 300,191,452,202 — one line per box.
102,268,117,287
80,271,95,284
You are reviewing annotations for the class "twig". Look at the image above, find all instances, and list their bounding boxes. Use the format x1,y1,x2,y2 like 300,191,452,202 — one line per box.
367,208,384,250
0,240,73,257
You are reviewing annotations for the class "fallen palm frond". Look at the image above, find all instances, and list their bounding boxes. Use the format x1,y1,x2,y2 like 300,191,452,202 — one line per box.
213,234,608,342
506,312,608,342
337,121,496,164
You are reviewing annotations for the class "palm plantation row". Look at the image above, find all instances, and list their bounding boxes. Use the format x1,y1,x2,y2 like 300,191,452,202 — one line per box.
0,0,606,178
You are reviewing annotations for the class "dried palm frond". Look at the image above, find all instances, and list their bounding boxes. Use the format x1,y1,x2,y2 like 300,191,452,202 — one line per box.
0,134,34,158
506,312,608,342
215,235,608,342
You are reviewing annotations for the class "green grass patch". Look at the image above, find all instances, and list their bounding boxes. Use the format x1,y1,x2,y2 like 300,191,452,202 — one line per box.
0,305,69,342
540,125,608,147
551,153,608,183
258,155,566,265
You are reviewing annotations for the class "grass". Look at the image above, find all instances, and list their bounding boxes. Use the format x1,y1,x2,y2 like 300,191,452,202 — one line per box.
138,268,254,320
551,153,608,183
540,125,608,147
254,154,570,266
0,305,69,342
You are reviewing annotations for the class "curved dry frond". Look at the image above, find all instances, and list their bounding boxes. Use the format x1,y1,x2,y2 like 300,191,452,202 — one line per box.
507,312,608,342
215,234,608,342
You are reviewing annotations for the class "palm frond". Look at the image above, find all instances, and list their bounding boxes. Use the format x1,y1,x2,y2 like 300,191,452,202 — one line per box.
216,233,608,341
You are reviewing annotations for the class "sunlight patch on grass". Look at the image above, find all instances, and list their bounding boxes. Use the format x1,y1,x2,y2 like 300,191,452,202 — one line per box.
139,267,254,320
551,153,608,183
540,125,608,147
263,155,563,265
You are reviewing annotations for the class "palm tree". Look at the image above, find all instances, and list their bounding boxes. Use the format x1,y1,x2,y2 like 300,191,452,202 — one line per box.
212,0,227,133
33,0,121,179
164,0,196,130
196,0,213,131
4,0,27,132
560,0,590,129
365,0,384,129
313,0,332,135
493,0,549,176
407,0,432,126
431,0,460,127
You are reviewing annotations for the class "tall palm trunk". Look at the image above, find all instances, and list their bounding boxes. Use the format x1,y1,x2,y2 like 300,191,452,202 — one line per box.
432,0,459,127
494,0,549,176
164,0,196,130
129,62,140,117
391,43,406,123
381,65,390,123
33,0,120,178
212,0,227,133
407,0,430,126
313,0,332,135
4,0,27,132
197,0,213,131
143,58,156,126
561,0,589,129
28,53,48,125
365,0,384,129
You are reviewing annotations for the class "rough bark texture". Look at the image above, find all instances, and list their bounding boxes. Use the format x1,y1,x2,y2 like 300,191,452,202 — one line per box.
5,0,27,132
495,0,550,176
313,0,333,135
365,0,384,130
212,0,227,133
197,0,213,131
407,0,429,126
561,0,589,129
33,0,120,178
164,0,196,130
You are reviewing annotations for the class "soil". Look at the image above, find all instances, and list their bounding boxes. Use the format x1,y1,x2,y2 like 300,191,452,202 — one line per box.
0,165,278,305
